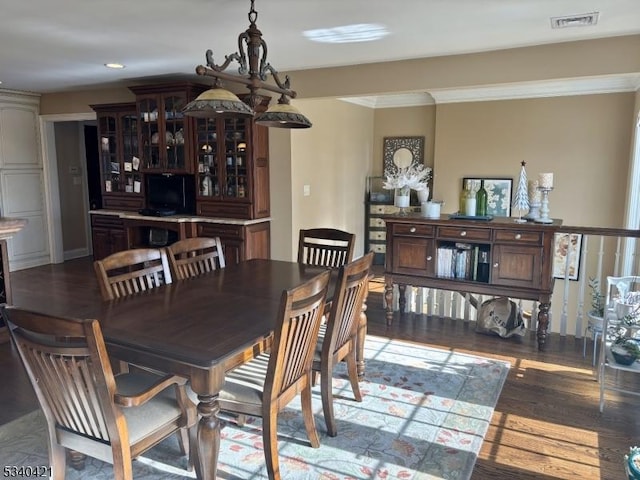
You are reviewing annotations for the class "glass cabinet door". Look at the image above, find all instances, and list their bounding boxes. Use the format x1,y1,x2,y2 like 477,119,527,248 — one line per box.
138,97,161,170
164,94,186,171
121,112,141,194
196,118,220,198
98,114,119,193
223,117,249,199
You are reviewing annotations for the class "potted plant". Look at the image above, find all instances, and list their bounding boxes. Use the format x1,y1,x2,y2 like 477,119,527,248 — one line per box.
610,335,640,365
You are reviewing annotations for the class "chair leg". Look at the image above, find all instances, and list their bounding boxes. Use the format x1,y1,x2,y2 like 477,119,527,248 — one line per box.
320,361,337,437
263,410,280,480
301,380,320,448
49,442,66,480
345,348,362,402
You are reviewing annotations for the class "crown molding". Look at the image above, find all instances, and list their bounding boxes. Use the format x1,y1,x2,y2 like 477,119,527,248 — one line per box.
339,92,434,108
339,74,640,108
428,74,640,103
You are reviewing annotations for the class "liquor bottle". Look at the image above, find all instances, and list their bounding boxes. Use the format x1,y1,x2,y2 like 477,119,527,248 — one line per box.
476,180,488,216
237,178,246,198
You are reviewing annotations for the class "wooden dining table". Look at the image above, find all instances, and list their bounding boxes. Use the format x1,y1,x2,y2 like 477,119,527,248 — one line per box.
90,259,367,480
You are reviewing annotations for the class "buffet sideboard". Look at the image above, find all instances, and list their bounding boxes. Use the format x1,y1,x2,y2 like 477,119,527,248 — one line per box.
383,214,562,349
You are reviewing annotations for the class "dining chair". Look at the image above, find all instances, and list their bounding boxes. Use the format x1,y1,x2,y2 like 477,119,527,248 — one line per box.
166,236,226,280
312,252,373,437
93,248,172,301
3,306,197,480
216,269,330,480
297,228,355,268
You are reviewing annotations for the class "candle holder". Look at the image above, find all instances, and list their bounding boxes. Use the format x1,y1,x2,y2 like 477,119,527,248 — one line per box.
524,202,541,221
534,187,554,224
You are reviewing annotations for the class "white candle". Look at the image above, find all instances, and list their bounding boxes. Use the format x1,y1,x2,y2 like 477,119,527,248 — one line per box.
539,173,554,189
528,180,541,203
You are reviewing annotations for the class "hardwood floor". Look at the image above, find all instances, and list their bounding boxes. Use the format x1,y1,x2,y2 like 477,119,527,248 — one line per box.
3,257,639,479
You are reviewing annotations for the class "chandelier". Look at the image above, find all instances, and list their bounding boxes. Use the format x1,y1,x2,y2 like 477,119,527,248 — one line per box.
182,0,311,129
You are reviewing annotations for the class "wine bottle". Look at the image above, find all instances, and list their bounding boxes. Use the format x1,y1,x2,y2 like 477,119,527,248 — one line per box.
476,180,488,216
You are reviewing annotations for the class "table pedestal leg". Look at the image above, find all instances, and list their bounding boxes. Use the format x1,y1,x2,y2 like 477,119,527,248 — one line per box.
384,280,394,326
196,394,220,480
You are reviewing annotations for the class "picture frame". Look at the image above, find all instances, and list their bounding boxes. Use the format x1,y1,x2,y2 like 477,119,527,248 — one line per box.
553,233,583,281
462,177,513,217
383,136,424,175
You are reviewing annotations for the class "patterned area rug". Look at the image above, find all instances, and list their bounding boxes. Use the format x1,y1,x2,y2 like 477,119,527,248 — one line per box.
0,336,509,479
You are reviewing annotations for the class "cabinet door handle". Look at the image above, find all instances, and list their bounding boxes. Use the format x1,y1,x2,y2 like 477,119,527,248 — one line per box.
460,231,467,237
410,227,416,233
493,263,499,268
515,233,522,240
427,256,432,261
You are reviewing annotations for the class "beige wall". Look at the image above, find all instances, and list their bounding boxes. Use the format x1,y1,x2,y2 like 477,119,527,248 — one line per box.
54,122,88,253
433,93,634,227
292,35,640,99
282,99,373,260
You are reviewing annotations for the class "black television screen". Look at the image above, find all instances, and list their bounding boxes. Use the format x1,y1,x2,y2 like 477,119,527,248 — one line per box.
145,174,195,215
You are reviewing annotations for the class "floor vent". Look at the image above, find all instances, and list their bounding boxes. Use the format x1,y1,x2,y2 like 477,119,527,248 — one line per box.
551,12,599,29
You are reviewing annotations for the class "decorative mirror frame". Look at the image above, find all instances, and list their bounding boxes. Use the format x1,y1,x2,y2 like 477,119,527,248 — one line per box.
383,136,425,174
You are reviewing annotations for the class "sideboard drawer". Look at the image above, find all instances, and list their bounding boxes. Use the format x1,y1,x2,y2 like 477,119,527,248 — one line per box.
392,224,434,237
437,226,491,241
493,230,543,245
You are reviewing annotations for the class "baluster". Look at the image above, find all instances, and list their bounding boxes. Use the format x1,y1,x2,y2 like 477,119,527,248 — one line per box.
575,235,588,338
614,236,622,275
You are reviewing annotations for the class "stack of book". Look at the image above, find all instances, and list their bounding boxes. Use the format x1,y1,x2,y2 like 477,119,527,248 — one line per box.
436,243,489,282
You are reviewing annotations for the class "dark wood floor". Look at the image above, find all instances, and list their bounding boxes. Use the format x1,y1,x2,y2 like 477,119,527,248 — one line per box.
3,257,639,479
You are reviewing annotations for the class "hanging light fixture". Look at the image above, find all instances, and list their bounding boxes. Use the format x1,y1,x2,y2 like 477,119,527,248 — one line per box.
183,0,312,129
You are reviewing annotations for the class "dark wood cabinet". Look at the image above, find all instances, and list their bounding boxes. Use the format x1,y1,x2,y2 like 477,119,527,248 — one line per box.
198,221,270,265
195,95,270,220
90,84,272,261
90,103,144,212
91,214,127,260
383,214,561,349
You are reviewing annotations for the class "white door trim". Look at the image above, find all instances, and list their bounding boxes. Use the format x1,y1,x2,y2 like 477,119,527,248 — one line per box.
39,112,96,264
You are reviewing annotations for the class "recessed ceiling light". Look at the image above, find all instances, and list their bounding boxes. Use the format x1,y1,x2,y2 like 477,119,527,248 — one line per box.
304,23,389,44
104,63,125,69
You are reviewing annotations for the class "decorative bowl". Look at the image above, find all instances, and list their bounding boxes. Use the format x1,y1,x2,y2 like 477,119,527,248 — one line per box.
611,343,637,365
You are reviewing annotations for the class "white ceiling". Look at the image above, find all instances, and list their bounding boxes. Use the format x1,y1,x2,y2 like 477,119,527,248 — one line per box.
1,0,639,96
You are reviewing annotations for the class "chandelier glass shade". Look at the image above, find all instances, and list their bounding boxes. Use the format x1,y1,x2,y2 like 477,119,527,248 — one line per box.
182,0,311,128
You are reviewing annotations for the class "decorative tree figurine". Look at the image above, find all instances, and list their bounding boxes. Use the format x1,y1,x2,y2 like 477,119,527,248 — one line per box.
513,161,529,223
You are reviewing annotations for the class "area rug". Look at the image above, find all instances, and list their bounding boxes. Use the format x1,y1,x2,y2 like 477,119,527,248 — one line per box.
0,335,509,480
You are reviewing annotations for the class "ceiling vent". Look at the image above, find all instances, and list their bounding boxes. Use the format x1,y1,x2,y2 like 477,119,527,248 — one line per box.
551,12,599,29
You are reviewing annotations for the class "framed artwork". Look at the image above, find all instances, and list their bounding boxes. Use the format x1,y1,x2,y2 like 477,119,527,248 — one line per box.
383,136,424,175
462,177,513,217
553,233,583,281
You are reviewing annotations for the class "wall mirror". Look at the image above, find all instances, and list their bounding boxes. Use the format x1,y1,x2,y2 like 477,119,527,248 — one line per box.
383,136,425,174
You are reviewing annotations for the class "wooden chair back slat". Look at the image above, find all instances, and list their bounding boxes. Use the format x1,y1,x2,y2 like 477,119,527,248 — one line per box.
166,237,226,280
94,248,172,301
297,228,355,268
